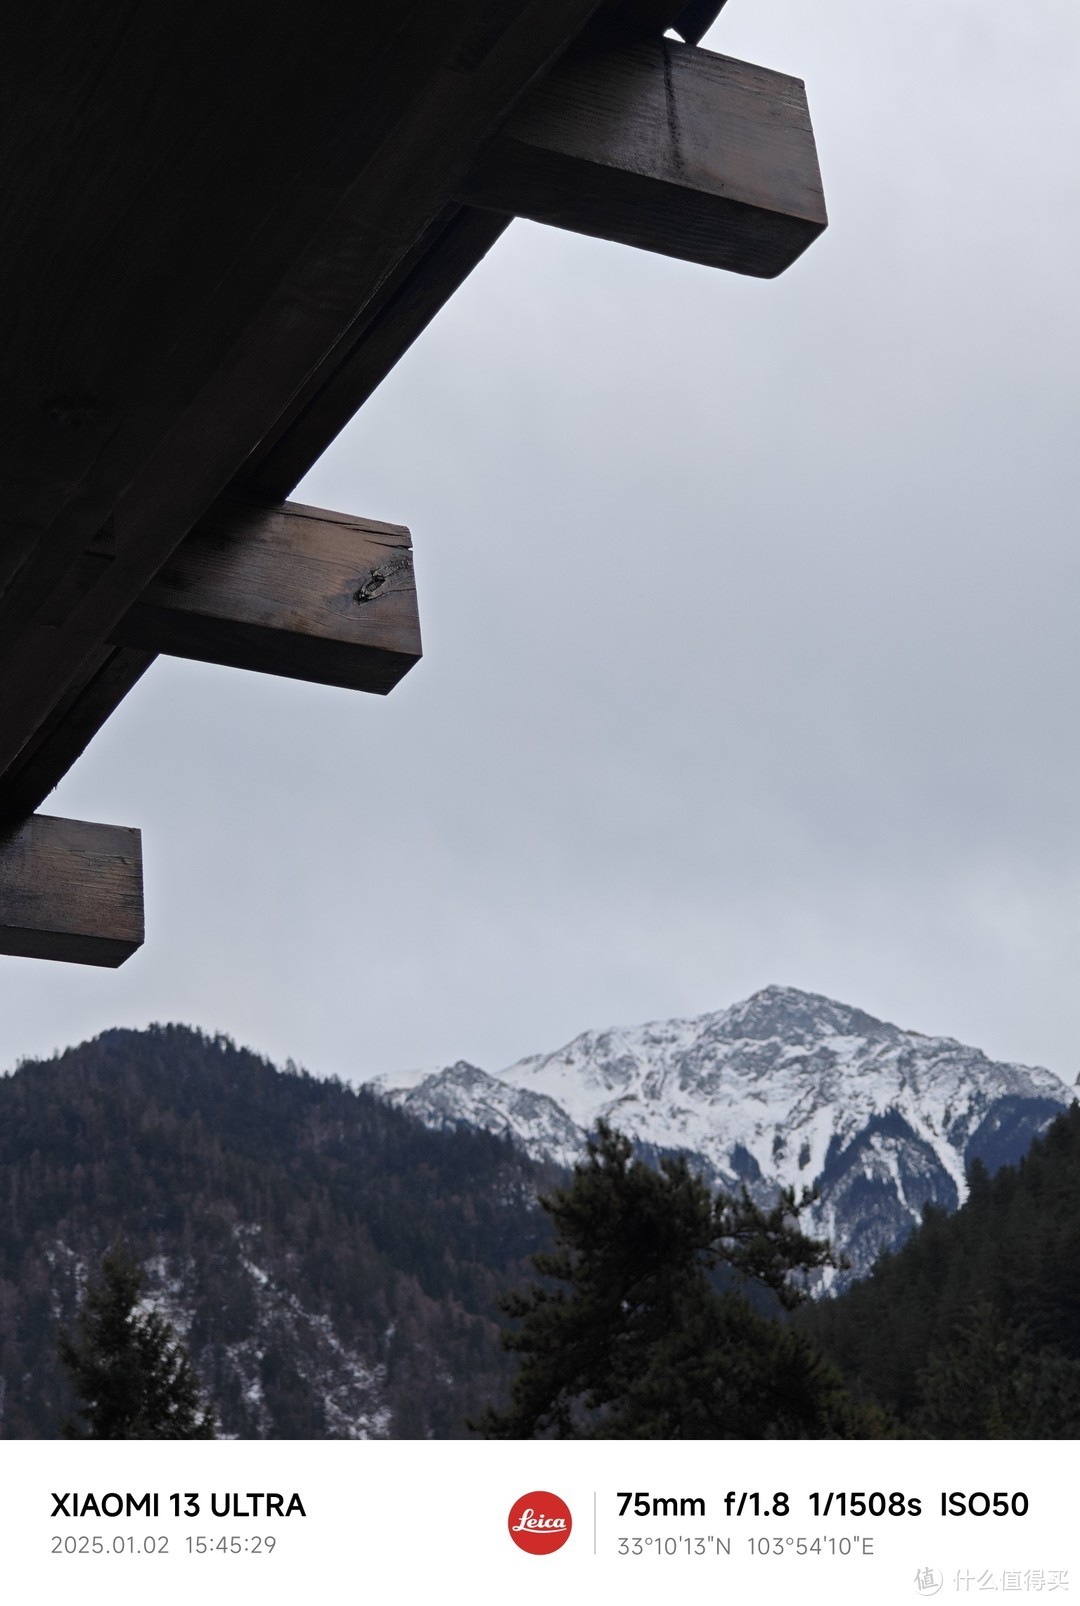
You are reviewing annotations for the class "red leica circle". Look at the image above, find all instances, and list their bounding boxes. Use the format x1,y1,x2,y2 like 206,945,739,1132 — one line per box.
507,1490,572,1555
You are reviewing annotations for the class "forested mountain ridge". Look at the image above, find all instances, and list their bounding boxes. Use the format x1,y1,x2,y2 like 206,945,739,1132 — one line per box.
803,1101,1080,1436
2,1017,1076,1440
0,1025,557,1439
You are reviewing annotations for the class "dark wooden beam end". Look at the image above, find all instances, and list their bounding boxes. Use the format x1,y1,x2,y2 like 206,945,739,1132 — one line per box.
0,814,144,967
460,38,827,278
113,498,422,695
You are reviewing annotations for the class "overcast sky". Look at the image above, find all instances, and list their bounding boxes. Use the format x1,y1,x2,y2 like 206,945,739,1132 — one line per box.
3,0,1079,1086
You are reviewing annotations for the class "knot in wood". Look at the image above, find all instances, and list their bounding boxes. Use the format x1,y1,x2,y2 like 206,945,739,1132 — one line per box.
354,554,412,604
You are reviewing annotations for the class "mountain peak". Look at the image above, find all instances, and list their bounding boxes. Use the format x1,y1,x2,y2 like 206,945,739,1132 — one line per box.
380,988,1073,1285
713,985,905,1049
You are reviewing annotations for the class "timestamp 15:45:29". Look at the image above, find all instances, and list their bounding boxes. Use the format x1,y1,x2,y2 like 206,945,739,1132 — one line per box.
187,1535,277,1554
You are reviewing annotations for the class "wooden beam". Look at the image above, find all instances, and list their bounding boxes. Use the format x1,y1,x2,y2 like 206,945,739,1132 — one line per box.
0,1,819,841
0,814,143,967
243,206,512,503
112,499,421,694
0,497,420,821
458,38,827,278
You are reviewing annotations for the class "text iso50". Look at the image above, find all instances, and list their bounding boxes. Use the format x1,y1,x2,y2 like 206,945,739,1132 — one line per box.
940,1493,1029,1517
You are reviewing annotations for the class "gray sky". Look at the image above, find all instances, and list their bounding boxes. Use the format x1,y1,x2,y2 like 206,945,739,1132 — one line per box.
4,0,1079,1086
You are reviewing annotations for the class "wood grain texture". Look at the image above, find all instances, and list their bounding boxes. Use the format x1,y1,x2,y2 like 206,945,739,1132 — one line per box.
113,499,421,694
459,37,826,277
0,814,143,967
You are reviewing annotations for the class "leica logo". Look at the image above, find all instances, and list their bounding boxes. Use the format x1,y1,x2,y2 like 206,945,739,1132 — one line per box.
512,1510,566,1533
507,1491,572,1554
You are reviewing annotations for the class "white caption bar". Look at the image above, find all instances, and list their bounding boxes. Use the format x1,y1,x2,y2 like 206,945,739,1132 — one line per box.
3,1438,1073,1605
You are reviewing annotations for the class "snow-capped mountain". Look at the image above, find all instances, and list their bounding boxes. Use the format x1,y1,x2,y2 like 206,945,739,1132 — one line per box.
380,986,1074,1282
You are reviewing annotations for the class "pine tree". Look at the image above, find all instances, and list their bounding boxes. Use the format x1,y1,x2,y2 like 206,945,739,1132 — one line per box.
475,1123,870,1438
58,1249,215,1439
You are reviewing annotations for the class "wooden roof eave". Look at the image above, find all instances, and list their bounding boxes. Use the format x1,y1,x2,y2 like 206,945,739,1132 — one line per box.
0,0,826,964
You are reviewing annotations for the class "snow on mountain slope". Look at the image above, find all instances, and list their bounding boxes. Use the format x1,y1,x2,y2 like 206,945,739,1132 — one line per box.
381,986,1073,1282
384,1060,582,1162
